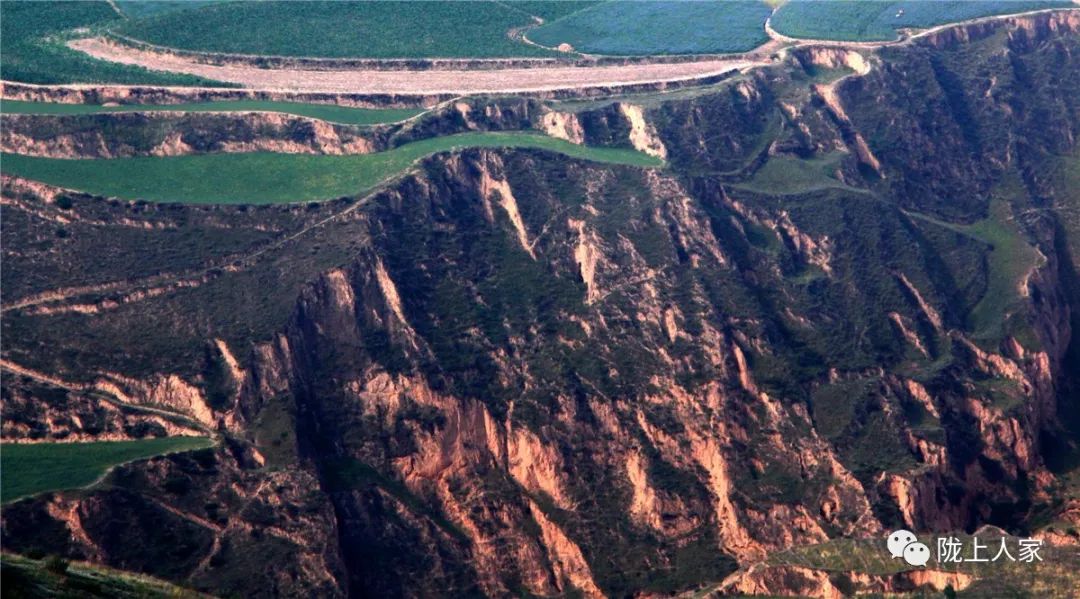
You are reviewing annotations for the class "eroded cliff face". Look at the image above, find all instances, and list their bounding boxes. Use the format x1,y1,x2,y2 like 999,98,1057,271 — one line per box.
718,563,974,598
0,112,375,158
0,95,675,160
269,151,894,594
1,374,204,441
3,10,1080,598
0,445,346,598
0,80,450,108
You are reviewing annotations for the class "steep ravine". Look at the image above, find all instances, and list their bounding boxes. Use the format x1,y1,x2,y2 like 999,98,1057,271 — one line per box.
2,11,1079,598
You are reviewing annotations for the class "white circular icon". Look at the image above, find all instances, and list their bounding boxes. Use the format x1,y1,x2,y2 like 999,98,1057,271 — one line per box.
903,541,931,567
887,529,918,559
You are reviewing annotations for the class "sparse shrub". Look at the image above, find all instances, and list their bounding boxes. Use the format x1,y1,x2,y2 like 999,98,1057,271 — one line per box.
163,474,192,495
202,345,237,410
42,555,69,575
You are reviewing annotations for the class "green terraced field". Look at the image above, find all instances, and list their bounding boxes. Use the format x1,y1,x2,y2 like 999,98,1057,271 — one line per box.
1,437,214,503
0,132,664,204
113,0,570,58
0,99,425,126
771,0,1073,42
0,0,224,86
529,0,771,55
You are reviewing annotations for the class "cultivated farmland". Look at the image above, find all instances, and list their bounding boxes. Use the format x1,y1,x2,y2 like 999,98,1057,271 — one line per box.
112,0,562,58
0,99,425,126
501,0,599,22
113,0,225,19
771,0,1074,42
0,132,664,204
0,436,214,502
529,0,772,55
0,0,225,86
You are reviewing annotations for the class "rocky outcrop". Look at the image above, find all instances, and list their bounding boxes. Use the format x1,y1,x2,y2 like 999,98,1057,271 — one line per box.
792,47,872,75
537,110,585,144
1,375,203,441
618,103,668,159
0,80,446,109
916,8,1080,50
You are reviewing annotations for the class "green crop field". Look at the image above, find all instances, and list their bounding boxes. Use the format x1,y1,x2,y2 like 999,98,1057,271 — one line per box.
0,99,425,126
501,0,599,22
113,0,566,58
114,0,226,19
0,0,226,86
0,132,664,204
771,0,1074,42
529,0,772,55
1,437,214,503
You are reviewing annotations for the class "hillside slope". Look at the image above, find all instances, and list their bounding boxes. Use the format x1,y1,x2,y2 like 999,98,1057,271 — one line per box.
2,11,1079,598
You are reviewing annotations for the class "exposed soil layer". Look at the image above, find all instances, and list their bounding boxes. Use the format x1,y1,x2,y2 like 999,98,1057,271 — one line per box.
68,38,764,94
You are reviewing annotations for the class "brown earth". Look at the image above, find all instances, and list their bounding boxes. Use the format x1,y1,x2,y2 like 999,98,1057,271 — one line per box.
67,38,765,94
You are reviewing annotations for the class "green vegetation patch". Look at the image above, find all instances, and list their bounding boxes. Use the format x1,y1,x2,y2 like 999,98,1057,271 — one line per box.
0,0,226,86
114,0,225,19
1,132,663,204
113,0,562,58
906,197,1043,342
771,0,1073,42
0,99,425,126
734,151,852,195
529,0,771,55
501,0,599,22
1,436,213,503
1,552,206,598
810,379,874,440
253,395,298,469
323,457,469,542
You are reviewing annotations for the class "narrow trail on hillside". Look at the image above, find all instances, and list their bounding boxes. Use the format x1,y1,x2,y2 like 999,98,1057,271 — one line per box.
0,358,209,429
0,174,386,315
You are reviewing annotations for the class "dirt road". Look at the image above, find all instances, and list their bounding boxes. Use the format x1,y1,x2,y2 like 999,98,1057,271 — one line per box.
69,38,764,94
